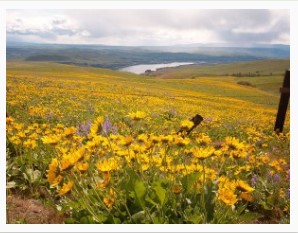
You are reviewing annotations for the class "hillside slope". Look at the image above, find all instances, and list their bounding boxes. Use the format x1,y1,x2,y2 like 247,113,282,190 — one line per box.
7,61,285,130
151,59,289,78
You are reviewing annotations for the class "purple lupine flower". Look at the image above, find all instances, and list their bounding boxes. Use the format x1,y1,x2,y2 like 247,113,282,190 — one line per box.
102,116,118,135
273,174,281,183
251,174,258,187
111,125,118,134
77,120,91,136
102,116,112,135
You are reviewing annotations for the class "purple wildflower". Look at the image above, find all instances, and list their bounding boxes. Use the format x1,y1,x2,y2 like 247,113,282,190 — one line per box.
102,117,112,135
267,171,273,181
102,116,118,135
111,125,118,134
77,120,91,136
273,174,281,183
287,189,290,199
251,174,258,187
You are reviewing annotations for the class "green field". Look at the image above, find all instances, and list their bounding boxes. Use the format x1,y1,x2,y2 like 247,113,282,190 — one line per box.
152,59,289,78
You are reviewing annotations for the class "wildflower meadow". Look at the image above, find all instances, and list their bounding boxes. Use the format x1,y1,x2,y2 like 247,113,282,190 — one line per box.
6,61,290,224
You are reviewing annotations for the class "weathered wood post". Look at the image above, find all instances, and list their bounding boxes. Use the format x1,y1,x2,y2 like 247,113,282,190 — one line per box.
274,70,290,133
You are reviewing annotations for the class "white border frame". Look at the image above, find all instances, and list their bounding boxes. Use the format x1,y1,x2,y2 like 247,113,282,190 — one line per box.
1,1,297,232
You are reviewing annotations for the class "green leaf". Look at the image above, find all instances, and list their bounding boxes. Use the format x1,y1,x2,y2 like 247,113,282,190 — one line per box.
187,213,203,223
95,214,108,223
23,169,41,183
205,183,216,222
145,195,158,206
152,215,163,224
131,210,145,223
153,182,166,206
123,168,138,193
238,212,264,223
134,179,146,209
113,217,121,224
259,200,273,210
182,172,201,193
64,218,76,224
80,216,93,224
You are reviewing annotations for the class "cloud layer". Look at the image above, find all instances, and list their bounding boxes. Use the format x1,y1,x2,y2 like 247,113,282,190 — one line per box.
6,9,290,46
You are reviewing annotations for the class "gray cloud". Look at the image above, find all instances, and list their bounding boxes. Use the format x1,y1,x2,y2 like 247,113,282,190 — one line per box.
7,13,89,41
6,9,289,45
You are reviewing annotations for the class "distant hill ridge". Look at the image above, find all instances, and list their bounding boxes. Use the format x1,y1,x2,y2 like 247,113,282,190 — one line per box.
7,42,289,70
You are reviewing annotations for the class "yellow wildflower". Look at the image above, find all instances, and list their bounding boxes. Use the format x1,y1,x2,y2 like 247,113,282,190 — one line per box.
28,133,38,140
17,131,26,139
6,116,15,126
73,147,85,163
205,168,217,181
240,192,254,202
150,135,161,144
172,184,183,194
279,189,285,199
103,188,117,209
190,146,215,160
47,158,63,187
196,133,212,146
141,163,150,171
218,188,238,206
257,154,270,164
235,180,255,193
96,158,120,172
97,172,111,189
23,139,37,149
119,136,133,147
60,154,75,171
173,136,190,147
160,135,173,143
76,162,89,172
218,176,236,192
224,136,245,150
180,119,194,131
58,181,74,196
13,123,23,131
64,127,77,137
42,134,61,145
136,134,148,143
9,136,21,145
89,116,104,137
128,111,146,120
130,144,146,153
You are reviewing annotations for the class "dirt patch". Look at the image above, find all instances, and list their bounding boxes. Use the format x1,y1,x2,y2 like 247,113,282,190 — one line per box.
6,195,63,224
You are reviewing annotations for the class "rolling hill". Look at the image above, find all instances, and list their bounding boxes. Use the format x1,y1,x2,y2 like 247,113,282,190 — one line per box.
7,42,289,70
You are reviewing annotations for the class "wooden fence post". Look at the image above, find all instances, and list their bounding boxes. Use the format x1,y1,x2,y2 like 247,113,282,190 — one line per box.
274,70,290,133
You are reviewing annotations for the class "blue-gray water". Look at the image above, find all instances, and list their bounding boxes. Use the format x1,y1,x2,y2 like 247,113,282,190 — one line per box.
119,62,195,74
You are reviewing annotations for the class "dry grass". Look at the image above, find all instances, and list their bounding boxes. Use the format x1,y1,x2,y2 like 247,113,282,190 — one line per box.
6,195,63,224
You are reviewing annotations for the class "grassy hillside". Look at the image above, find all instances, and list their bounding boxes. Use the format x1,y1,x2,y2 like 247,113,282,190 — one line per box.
152,59,289,78
7,61,282,114
6,61,289,224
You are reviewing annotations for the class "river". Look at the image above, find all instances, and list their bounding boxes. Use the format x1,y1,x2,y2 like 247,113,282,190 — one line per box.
119,62,195,74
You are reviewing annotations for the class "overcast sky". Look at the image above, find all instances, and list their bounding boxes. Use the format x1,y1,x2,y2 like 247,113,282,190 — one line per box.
6,9,289,46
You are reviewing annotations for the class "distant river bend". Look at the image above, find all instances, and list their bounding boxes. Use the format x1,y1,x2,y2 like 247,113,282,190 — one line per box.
119,62,195,74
